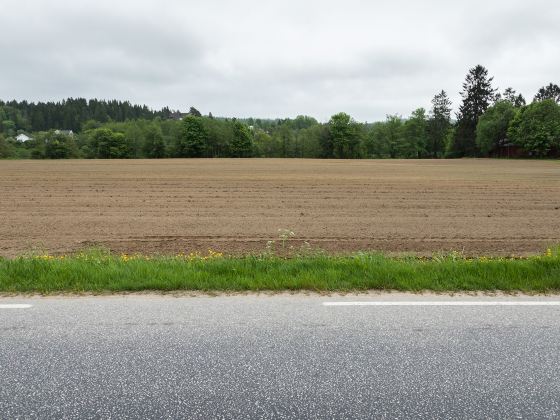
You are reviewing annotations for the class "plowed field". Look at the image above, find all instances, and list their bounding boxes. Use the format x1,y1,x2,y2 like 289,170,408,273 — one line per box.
1,159,559,257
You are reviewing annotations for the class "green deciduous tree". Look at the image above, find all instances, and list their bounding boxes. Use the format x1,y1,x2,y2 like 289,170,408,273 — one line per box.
252,129,274,157
318,124,334,158
272,125,294,157
0,134,13,158
2,120,16,137
507,99,560,157
89,128,129,158
298,124,324,158
475,100,516,155
44,131,78,159
364,122,385,157
229,121,253,157
328,112,362,158
142,124,166,158
401,108,428,158
291,115,318,130
202,117,232,157
175,115,207,157
365,116,403,158
383,115,404,158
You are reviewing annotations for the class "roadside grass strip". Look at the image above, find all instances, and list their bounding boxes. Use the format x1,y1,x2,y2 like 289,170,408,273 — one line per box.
0,248,559,294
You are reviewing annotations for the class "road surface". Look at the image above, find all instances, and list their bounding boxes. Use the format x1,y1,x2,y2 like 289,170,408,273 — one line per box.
1,294,560,419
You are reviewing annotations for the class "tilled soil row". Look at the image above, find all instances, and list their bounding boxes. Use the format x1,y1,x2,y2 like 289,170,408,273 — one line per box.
1,158,559,257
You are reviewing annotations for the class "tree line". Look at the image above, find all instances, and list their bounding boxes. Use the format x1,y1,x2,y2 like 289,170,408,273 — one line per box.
0,98,173,134
1,66,559,159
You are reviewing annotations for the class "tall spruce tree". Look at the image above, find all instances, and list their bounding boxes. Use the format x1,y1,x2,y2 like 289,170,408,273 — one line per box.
427,90,452,157
450,65,497,157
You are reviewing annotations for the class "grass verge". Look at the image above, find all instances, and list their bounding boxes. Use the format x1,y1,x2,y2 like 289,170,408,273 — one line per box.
1,249,560,294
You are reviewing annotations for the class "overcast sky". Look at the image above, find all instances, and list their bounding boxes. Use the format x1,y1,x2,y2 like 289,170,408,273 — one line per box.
1,0,558,121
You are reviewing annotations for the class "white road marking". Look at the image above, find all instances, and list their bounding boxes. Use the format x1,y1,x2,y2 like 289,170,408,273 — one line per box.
323,301,560,306
0,304,33,309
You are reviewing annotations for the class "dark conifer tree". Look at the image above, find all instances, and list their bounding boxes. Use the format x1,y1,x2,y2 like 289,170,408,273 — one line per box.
502,87,526,107
451,65,497,157
427,90,452,157
534,83,560,103
189,106,202,117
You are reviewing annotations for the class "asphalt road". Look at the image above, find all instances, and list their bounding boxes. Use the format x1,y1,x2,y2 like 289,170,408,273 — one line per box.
1,294,560,419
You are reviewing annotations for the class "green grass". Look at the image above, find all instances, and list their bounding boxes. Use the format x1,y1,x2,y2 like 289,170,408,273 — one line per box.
1,249,560,294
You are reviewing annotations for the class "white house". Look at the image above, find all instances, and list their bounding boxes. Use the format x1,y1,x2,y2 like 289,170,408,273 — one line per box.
54,130,74,136
16,133,32,142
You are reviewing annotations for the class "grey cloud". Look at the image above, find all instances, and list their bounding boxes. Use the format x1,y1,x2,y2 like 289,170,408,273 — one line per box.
0,0,558,120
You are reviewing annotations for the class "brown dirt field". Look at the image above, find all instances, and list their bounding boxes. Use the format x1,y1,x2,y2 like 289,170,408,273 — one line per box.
1,158,559,257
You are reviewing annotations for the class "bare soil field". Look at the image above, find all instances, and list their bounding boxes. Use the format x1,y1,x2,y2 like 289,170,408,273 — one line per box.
1,159,559,257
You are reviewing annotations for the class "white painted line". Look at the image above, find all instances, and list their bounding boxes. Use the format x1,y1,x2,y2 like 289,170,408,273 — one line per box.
323,301,560,306
0,304,33,309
